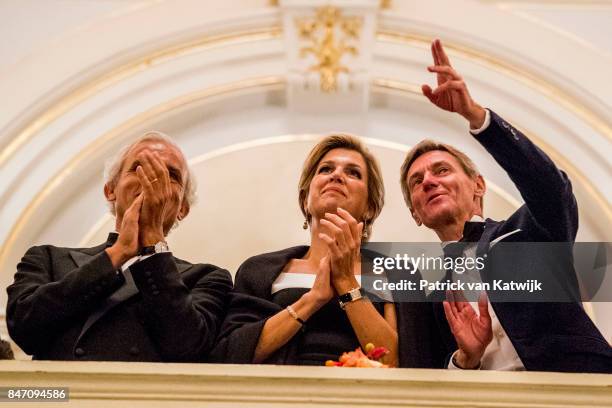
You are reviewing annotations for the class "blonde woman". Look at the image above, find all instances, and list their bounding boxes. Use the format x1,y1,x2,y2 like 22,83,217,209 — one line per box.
212,134,444,367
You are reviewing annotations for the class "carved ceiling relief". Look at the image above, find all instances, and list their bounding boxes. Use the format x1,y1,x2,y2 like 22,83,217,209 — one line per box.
279,1,382,113
296,6,362,92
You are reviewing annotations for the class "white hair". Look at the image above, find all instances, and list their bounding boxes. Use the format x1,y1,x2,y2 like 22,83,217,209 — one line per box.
104,131,197,219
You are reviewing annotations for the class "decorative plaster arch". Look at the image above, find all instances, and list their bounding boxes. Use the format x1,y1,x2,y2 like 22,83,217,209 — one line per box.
0,0,610,339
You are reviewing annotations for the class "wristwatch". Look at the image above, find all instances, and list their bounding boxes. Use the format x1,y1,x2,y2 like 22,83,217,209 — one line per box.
139,241,170,256
451,350,482,370
338,287,366,309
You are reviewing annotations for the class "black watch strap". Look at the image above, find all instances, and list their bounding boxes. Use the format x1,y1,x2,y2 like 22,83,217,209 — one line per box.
138,241,169,256
338,288,367,309
139,246,156,256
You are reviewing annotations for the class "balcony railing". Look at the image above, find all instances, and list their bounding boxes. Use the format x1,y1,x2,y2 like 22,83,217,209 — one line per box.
1,360,610,407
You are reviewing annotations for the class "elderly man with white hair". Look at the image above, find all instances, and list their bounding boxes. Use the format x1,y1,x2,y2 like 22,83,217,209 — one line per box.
7,133,232,362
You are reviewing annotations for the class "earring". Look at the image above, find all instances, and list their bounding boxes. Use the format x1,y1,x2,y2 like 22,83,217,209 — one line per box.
362,221,369,239
303,219,308,230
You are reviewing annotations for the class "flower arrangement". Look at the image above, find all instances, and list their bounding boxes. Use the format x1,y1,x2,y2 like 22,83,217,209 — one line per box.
325,343,390,367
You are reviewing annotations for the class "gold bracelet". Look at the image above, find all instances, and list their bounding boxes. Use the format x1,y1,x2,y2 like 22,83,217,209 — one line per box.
286,305,306,326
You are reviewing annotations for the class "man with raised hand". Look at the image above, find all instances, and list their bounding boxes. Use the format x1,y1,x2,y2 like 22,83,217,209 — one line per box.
399,39,611,372
7,133,232,362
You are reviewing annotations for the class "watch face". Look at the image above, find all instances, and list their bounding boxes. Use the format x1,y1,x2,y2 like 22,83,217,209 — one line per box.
349,288,361,301
154,241,169,253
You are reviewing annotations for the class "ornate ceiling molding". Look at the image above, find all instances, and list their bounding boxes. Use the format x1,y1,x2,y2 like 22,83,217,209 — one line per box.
296,6,363,92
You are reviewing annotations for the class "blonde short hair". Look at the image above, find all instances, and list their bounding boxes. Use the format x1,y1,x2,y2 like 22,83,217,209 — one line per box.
400,139,481,210
298,134,384,241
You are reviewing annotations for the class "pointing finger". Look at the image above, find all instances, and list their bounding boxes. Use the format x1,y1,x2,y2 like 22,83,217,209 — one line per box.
431,39,440,66
436,39,451,66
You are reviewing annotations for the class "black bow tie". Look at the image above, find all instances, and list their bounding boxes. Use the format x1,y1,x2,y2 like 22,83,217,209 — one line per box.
461,221,485,242
442,221,485,259
443,242,465,259
106,232,119,247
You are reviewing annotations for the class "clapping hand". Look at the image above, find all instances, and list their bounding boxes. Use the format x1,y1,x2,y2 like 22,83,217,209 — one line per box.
319,207,363,294
308,256,335,307
135,151,173,246
106,193,143,268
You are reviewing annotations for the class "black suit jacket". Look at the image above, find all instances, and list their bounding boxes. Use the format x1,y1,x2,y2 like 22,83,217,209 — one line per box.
6,236,232,362
211,245,446,368
432,110,612,373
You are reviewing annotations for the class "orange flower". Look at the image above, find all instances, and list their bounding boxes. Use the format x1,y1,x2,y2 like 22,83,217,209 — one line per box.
326,345,390,368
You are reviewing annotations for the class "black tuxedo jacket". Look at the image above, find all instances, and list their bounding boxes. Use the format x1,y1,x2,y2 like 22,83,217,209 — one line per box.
7,236,232,362
211,245,446,368
432,110,612,373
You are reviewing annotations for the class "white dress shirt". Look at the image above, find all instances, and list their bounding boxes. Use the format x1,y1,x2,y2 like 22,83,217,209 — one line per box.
443,198,525,370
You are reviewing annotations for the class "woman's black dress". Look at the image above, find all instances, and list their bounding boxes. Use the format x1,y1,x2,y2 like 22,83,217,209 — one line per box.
210,245,447,367
272,287,386,365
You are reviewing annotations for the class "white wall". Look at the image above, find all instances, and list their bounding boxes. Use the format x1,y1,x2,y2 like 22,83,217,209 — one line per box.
1,0,610,347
